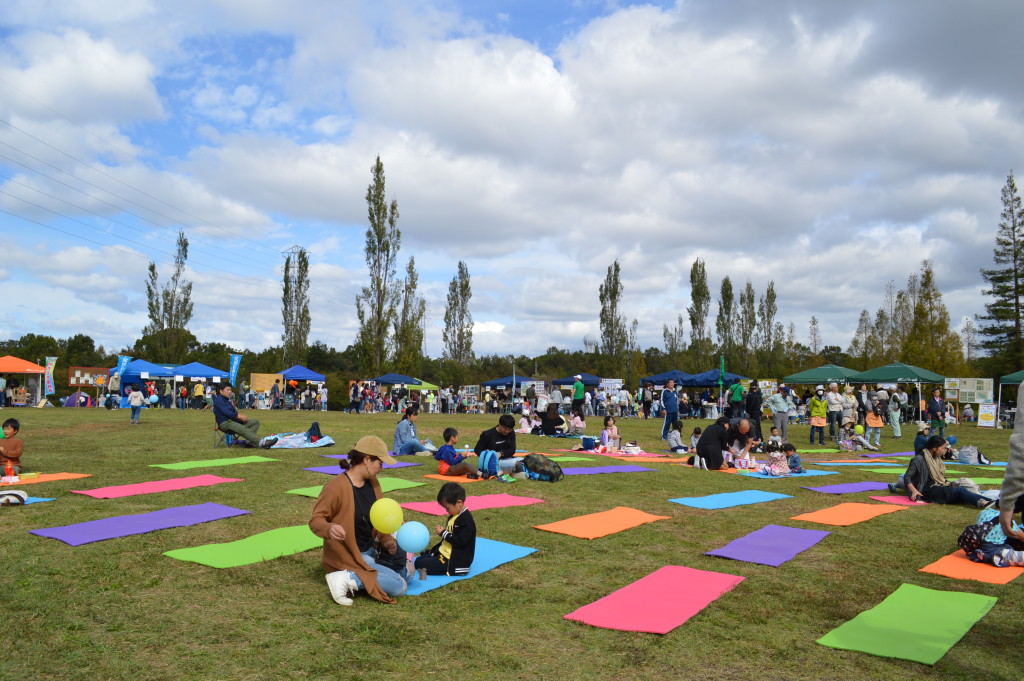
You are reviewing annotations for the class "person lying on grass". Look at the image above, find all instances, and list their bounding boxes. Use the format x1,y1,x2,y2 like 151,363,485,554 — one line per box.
433,427,478,478
904,435,995,508
414,482,476,577
310,436,411,605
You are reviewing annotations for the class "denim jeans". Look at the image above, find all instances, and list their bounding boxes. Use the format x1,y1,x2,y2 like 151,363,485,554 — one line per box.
827,411,843,437
130,405,141,422
924,485,988,507
351,547,412,597
809,425,825,444
398,440,431,455
866,426,881,446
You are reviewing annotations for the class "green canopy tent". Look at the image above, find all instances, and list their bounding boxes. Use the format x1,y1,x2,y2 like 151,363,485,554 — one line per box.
848,362,945,421
413,378,439,390
782,364,860,385
997,369,1024,423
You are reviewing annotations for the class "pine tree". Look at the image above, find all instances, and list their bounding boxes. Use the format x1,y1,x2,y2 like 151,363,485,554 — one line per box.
281,246,311,368
142,229,194,361
714,276,735,368
354,155,401,376
687,259,712,368
978,172,1024,372
443,261,474,366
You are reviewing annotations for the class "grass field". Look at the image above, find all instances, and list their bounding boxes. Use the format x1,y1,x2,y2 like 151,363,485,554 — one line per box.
2,407,1020,681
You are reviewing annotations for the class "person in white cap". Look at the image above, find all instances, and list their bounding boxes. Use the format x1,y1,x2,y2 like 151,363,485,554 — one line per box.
310,435,410,605
571,374,585,414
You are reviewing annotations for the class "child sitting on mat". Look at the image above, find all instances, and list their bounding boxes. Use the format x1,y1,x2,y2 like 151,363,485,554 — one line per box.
601,415,621,452
1,418,23,475
966,507,1024,567
568,409,587,435
783,442,804,474
516,412,532,434
414,482,476,576
758,442,790,476
666,420,687,453
690,426,701,451
433,428,478,478
767,426,783,447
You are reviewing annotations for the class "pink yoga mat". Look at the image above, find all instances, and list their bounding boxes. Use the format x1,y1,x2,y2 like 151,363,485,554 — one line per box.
72,475,244,499
401,493,544,516
564,565,745,634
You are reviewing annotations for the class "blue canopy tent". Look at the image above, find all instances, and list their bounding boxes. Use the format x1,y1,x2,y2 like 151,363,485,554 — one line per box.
109,360,175,393
368,373,422,385
641,370,694,385
683,369,749,386
480,375,535,388
552,372,602,387
175,362,230,380
280,365,326,382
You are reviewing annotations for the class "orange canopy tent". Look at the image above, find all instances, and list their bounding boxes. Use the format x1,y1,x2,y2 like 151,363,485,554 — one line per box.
0,355,45,373
0,356,46,406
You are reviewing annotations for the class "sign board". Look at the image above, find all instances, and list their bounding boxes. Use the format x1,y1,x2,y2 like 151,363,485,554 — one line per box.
250,373,285,393
758,379,777,392
174,375,184,382
600,378,623,391
944,378,960,390
463,385,479,397
945,389,958,401
70,367,110,387
977,403,997,428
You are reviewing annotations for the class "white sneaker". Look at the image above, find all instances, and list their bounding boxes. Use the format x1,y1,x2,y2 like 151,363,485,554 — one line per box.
701,458,710,471
423,440,438,452
326,570,358,606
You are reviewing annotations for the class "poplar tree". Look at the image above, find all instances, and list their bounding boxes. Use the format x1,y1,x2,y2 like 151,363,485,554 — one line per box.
737,281,757,371
354,155,401,376
599,260,628,367
809,316,822,356
978,172,1024,372
715,276,736,367
443,261,474,365
392,257,425,376
281,247,311,367
687,259,712,368
662,314,686,360
143,229,194,361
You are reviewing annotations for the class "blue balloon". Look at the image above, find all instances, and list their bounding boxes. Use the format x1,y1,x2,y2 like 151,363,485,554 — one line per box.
947,435,957,445
395,521,431,554
149,395,160,404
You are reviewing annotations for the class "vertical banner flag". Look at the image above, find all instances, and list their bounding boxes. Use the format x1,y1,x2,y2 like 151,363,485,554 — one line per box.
44,357,57,395
115,355,132,377
229,354,242,387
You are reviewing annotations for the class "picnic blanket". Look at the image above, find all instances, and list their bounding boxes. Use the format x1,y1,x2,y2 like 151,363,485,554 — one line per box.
267,432,336,449
164,525,321,568
802,481,891,495
401,493,543,516
534,506,669,539
1,473,91,487
816,583,997,665
705,524,830,567
791,502,906,526
668,490,792,510
919,550,1024,585
560,465,656,476
563,566,745,634
406,538,537,595
150,456,278,470
30,503,249,546
72,475,243,499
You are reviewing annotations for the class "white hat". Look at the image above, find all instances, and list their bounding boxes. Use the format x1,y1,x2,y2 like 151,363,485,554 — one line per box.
574,374,582,380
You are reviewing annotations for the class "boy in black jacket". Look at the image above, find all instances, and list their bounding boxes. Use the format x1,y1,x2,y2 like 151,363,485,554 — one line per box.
414,482,476,576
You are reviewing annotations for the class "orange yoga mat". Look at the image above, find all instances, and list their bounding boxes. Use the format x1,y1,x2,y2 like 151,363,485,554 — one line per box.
534,506,670,539
791,502,906,526
919,550,1024,585
670,463,740,474
422,473,483,484
0,472,91,486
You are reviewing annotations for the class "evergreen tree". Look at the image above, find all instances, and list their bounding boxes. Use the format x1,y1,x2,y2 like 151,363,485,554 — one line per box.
142,229,194,361
809,316,822,356
281,246,311,368
978,172,1024,372
354,155,401,376
901,260,965,374
598,260,628,371
443,260,474,365
687,259,712,368
392,257,425,376
714,276,735,368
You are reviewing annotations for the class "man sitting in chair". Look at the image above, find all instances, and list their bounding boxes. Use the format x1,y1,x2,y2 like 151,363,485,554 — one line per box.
214,383,277,449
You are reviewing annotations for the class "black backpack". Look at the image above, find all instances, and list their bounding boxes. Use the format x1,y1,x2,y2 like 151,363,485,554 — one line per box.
957,518,998,554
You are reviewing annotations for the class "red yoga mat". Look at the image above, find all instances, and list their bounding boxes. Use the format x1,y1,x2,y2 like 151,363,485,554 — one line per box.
564,565,745,634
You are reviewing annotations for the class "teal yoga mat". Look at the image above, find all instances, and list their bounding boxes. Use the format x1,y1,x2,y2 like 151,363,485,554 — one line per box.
151,455,278,470
164,525,321,568
816,583,996,665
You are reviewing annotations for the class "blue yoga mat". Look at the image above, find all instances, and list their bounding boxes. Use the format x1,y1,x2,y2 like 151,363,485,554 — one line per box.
736,469,838,479
26,497,56,505
669,490,793,510
406,537,537,595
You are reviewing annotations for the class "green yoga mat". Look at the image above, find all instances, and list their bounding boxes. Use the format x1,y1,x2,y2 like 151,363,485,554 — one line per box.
817,583,996,665
972,477,1005,485
285,477,425,499
164,525,321,568
801,448,840,453
549,456,593,462
151,455,279,470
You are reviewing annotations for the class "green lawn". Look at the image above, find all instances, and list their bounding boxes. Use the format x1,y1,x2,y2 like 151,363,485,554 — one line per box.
2,407,1020,680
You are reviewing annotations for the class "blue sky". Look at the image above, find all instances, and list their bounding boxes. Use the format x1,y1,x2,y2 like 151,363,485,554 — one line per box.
0,0,1021,360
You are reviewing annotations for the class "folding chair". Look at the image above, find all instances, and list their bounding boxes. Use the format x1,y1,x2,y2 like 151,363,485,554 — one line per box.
214,419,234,448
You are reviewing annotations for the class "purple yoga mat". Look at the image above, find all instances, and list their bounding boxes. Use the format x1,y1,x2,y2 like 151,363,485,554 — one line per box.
802,481,891,495
304,461,420,474
29,502,249,546
560,465,656,476
705,524,831,566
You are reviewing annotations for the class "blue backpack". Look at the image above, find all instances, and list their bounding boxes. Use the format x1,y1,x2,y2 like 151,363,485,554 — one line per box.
477,450,500,477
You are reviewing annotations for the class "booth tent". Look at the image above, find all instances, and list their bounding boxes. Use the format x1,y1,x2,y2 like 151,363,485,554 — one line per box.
782,364,860,385
684,369,749,387
367,373,422,386
0,355,46,406
481,375,535,389
280,365,326,382
641,370,694,385
552,372,601,387
175,362,229,380
848,362,945,421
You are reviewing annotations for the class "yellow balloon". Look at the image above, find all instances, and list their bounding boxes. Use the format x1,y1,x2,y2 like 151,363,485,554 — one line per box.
369,498,403,534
